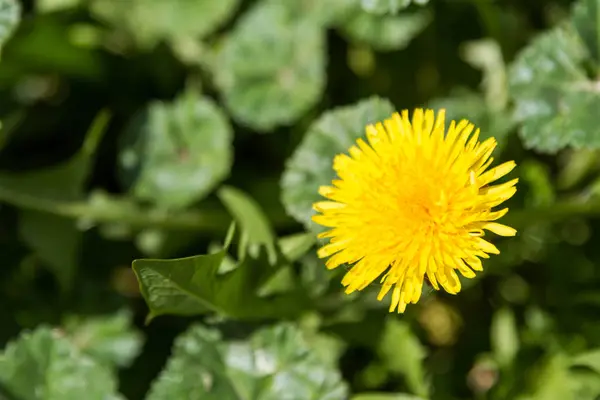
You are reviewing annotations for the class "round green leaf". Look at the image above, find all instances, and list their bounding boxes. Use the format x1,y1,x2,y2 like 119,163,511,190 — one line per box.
0,327,122,400
281,96,395,229
338,9,431,51
0,0,20,53
509,24,600,153
91,0,239,48
147,323,348,400
118,90,233,209
213,2,326,131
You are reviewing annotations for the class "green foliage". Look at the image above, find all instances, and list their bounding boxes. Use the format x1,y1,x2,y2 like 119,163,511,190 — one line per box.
0,327,122,400
3,0,600,399
91,0,239,49
118,90,233,209
212,1,326,131
147,323,348,400
281,97,395,229
509,0,600,153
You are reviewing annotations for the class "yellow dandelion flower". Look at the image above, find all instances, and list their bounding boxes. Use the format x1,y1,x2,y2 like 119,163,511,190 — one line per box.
312,108,517,313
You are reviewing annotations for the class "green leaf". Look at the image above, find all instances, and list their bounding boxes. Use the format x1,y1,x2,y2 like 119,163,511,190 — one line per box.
490,308,519,368
213,1,326,131
37,0,81,13
339,9,431,51
352,394,427,400
278,232,316,262
2,110,111,291
0,327,122,400
63,309,144,368
217,186,277,264
90,0,239,48
281,96,395,229
147,323,348,400
519,354,572,400
132,224,309,321
378,319,429,397
18,211,80,291
571,349,600,375
572,0,600,64
118,90,233,209
509,23,600,153
0,0,20,56
359,0,429,15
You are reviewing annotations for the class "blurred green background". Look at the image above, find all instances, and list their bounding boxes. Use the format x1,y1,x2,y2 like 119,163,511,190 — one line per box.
1,0,600,399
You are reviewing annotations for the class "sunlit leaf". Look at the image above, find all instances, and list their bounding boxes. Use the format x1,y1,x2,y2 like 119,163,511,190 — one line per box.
63,309,144,368
509,20,600,153
147,323,348,400
352,394,426,400
0,327,122,400
271,0,355,26
281,96,394,229
91,0,239,48
118,90,233,209
213,1,326,131
339,9,430,51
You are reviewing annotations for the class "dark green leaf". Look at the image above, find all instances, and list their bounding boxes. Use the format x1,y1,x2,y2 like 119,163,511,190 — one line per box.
509,24,600,153
339,10,430,51
378,319,429,397
147,323,348,400
0,327,122,400
0,0,20,56
2,110,110,290
213,1,326,131
119,90,232,209
63,309,144,368
132,225,309,321
281,96,395,229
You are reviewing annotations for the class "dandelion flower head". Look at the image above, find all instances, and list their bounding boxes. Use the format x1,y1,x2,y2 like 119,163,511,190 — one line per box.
312,109,517,313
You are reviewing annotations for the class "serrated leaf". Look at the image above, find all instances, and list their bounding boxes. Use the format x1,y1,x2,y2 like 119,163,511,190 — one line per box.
0,0,20,56
2,110,110,291
281,96,395,229
90,0,239,48
490,308,519,368
118,90,233,209
360,0,429,15
213,1,326,131
63,309,144,368
133,224,309,322
509,23,600,153
339,9,430,51
378,319,429,397
0,327,122,400
147,323,348,400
